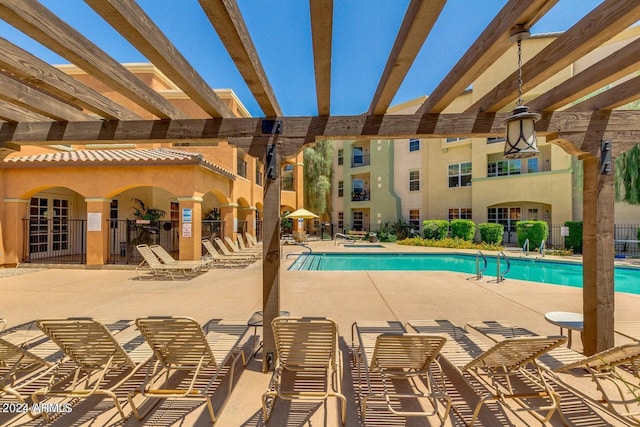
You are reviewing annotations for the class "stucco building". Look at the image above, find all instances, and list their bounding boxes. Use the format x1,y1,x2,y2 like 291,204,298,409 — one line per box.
331,30,640,247
0,64,304,266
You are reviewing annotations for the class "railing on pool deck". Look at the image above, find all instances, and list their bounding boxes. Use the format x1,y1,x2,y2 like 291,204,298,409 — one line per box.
285,242,313,259
469,251,488,281
489,251,511,283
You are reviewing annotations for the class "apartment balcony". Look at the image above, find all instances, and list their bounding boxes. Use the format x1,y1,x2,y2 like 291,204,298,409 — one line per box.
351,190,370,202
351,154,370,168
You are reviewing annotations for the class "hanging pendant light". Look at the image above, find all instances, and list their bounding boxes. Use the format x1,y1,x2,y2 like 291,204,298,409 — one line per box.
503,26,540,159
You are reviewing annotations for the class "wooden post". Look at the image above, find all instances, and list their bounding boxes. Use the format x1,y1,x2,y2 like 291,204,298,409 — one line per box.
262,142,280,372
582,154,615,355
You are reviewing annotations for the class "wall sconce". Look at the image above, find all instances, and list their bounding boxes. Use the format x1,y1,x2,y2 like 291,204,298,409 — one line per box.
503,26,540,159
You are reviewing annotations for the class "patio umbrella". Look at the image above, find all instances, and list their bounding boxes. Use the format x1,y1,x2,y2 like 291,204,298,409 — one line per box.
285,208,319,219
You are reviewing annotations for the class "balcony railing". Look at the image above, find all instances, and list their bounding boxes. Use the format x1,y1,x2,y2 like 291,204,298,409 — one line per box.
351,154,370,167
351,190,370,202
281,176,295,191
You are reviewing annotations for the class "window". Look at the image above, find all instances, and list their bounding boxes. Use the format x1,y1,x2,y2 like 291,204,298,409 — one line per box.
338,180,344,197
527,157,539,173
352,211,364,231
409,209,420,229
446,137,466,143
487,137,506,144
353,147,364,165
487,159,521,177
409,170,420,191
338,212,344,231
256,163,263,186
448,162,472,187
409,139,420,152
110,199,118,228
337,149,343,165
237,158,247,178
171,202,179,229
488,207,520,232
448,208,472,220
283,164,293,171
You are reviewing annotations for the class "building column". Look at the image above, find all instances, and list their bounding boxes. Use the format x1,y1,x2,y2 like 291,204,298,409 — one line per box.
220,203,238,238
85,198,111,266
2,199,29,265
177,197,203,261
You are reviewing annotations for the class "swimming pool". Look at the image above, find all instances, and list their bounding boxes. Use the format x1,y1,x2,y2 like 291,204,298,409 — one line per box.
289,252,640,294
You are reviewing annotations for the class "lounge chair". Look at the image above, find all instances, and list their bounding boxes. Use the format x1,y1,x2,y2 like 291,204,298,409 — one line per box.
201,239,252,267
350,321,452,422
0,337,60,414
236,234,261,254
224,236,259,256
245,232,262,247
213,238,256,261
32,318,153,422
129,316,248,423
465,320,585,370
149,244,211,271
263,317,346,424
409,320,566,426
553,343,640,424
135,244,201,279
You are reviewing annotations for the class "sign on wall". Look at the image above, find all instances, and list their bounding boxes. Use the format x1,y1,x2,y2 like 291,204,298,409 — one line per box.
182,208,192,223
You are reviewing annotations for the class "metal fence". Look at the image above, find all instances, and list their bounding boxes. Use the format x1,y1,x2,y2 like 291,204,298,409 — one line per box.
22,219,86,264
548,223,640,257
107,220,179,264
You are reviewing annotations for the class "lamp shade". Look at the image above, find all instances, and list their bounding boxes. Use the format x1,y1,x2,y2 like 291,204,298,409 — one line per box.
503,105,541,159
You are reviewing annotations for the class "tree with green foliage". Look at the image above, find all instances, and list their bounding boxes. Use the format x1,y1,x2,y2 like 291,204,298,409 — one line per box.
615,144,640,205
303,140,334,218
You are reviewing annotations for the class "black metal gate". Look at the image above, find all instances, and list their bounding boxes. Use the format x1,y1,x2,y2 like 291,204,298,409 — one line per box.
22,219,86,264
107,220,179,264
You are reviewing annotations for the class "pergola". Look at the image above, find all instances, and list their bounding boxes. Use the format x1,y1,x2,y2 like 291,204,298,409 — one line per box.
1,0,640,367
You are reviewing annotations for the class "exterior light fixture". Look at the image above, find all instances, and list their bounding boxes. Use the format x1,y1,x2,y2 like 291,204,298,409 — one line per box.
503,26,540,159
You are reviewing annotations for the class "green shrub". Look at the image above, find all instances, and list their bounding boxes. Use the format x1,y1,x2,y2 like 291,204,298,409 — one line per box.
376,222,398,242
516,221,548,249
564,221,583,254
450,219,476,241
398,237,503,251
478,223,503,244
422,220,449,240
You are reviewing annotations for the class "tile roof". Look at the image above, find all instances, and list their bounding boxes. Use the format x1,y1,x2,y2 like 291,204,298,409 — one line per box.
2,147,235,180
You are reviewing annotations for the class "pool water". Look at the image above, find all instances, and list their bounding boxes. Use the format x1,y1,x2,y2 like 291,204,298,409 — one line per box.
289,252,640,294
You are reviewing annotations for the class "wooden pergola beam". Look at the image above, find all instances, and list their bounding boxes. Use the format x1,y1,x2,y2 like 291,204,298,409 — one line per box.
0,37,142,121
0,73,96,121
567,75,640,112
86,0,234,118
0,0,188,119
310,0,333,116
367,0,445,115
417,0,557,114
3,110,640,142
529,37,640,112
466,0,640,113
199,0,281,117
0,101,53,123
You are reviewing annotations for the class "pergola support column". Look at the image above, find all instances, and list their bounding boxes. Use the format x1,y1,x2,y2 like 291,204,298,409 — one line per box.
262,142,281,372
582,154,615,355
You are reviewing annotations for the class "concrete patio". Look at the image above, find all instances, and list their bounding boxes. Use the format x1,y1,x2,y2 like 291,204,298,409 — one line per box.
1,241,639,426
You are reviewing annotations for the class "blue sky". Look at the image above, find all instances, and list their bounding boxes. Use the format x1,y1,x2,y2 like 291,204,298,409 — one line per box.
1,0,605,117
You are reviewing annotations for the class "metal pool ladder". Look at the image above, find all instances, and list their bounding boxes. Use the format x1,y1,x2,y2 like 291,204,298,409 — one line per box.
469,251,488,280
492,251,511,283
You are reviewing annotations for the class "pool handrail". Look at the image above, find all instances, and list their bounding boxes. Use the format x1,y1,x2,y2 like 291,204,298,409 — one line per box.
334,233,356,246
523,239,530,256
468,251,487,281
285,242,312,258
